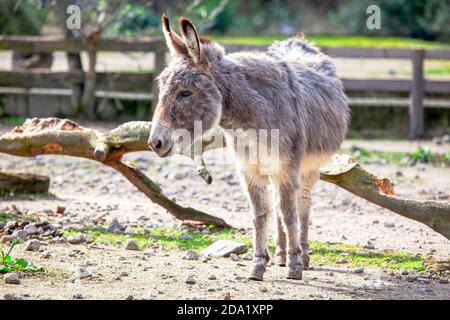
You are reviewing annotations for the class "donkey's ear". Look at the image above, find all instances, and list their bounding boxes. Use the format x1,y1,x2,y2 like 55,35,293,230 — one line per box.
161,15,188,57
179,17,202,63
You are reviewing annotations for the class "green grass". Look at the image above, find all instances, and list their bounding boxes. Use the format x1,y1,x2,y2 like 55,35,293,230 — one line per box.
345,146,450,167
64,226,425,272
210,35,450,49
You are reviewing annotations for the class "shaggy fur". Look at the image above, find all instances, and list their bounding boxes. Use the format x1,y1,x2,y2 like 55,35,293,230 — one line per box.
149,16,350,280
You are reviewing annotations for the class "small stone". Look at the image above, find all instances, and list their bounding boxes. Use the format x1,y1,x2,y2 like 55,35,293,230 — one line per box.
4,273,21,285
180,234,193,240
1,235,14,243
73,292,83,299
259,286,268,293
230,253,240,261
354,267,364,274
143,249,155,257
363,241,375,250
74,266,92,279
167,172,184,180
438,278,448,284
56,206,66,214
335,258,348,264
384,222,395,228
25,239,41,252
184,250,199,260
124,239,140,251
223,292,231,300
24,223,39,235
185,275,196,285
68,234,85,244
120,271,129,277
107,219,125,233
125,295,134,300
12,230,27,241
208,275,217,280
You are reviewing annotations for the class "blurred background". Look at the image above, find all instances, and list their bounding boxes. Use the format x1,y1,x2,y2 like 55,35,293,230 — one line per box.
0,0,449,138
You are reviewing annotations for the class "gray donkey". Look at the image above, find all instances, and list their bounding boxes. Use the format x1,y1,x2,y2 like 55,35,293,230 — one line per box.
149,16,350,280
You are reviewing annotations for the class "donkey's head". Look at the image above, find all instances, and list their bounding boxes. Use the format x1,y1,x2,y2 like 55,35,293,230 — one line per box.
149,15,223,157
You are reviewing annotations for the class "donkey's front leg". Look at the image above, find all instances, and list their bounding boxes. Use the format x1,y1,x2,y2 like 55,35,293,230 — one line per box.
271,177,302,280
242,173,271,281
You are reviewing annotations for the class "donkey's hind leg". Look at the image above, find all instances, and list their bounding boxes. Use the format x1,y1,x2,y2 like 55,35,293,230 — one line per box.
298,170,319,270
275,211,287,266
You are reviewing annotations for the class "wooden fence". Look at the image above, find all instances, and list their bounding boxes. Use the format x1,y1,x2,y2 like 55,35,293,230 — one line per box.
0,35,449,138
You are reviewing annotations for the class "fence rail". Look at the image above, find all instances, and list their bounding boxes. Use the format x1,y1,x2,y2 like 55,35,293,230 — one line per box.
0,35,449,138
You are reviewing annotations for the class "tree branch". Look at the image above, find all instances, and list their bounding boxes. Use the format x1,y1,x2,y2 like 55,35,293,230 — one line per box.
319,155,450,239
0,118,231,228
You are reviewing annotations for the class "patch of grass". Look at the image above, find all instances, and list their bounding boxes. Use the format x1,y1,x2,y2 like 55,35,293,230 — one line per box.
346,146,406,166
0,239,44,274
0,212,17,223
2,116,26,126
210,35,450,49
310,241,424,272
65,226,425,272
346,146,450,167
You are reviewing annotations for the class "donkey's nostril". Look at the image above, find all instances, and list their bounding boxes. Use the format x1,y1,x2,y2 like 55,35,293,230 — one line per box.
154,139,162,150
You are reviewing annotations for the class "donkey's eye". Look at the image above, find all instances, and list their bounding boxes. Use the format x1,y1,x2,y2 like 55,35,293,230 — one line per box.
177,90,192,100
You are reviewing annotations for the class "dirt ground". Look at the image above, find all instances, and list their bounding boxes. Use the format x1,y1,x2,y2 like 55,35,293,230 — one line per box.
0,121,449,300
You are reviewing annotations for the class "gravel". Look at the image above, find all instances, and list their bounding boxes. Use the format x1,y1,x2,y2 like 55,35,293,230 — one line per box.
124,239,140,251
25,239,41,251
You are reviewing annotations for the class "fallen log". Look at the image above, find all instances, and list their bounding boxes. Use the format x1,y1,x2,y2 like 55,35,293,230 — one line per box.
0,118,449,239
320,155,450,240
0,118,231,228
0,171,50,194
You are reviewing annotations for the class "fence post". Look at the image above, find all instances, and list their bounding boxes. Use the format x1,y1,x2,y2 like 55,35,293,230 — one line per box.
409,49,425,139
151,42,166,118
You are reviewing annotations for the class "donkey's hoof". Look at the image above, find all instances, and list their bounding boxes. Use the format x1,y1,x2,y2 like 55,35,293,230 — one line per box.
249,265,265,281
286,266,303,280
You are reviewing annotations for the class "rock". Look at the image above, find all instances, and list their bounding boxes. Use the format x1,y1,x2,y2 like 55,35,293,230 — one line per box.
208,275,217,280
74,266,92,280
223,292,231,300
363,241,375,250
125,295,134,300
395,170,403,177
180,234,193,240
4,293,27,300
335,258,348,264
12,229,27,241
185,275,196,285
120,271,129,277
423,255,450,273
25,239,41,252
354,267,364,274
200,240,248,257
259,286,268,293
24,223,39,235
163,188,178,197
124,239,140,251
230,253,240,261
143,249,155,257
107,219,126,233
167,172,184,180
438,278,448,284
184,250,199,261
68,234,86,244
384,222,395,228
73,292,83,299
56,206,66,214
1,235,14,243
4,273,21,285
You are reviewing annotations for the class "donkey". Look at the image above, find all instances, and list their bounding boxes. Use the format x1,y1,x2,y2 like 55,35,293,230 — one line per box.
149,15,350,281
